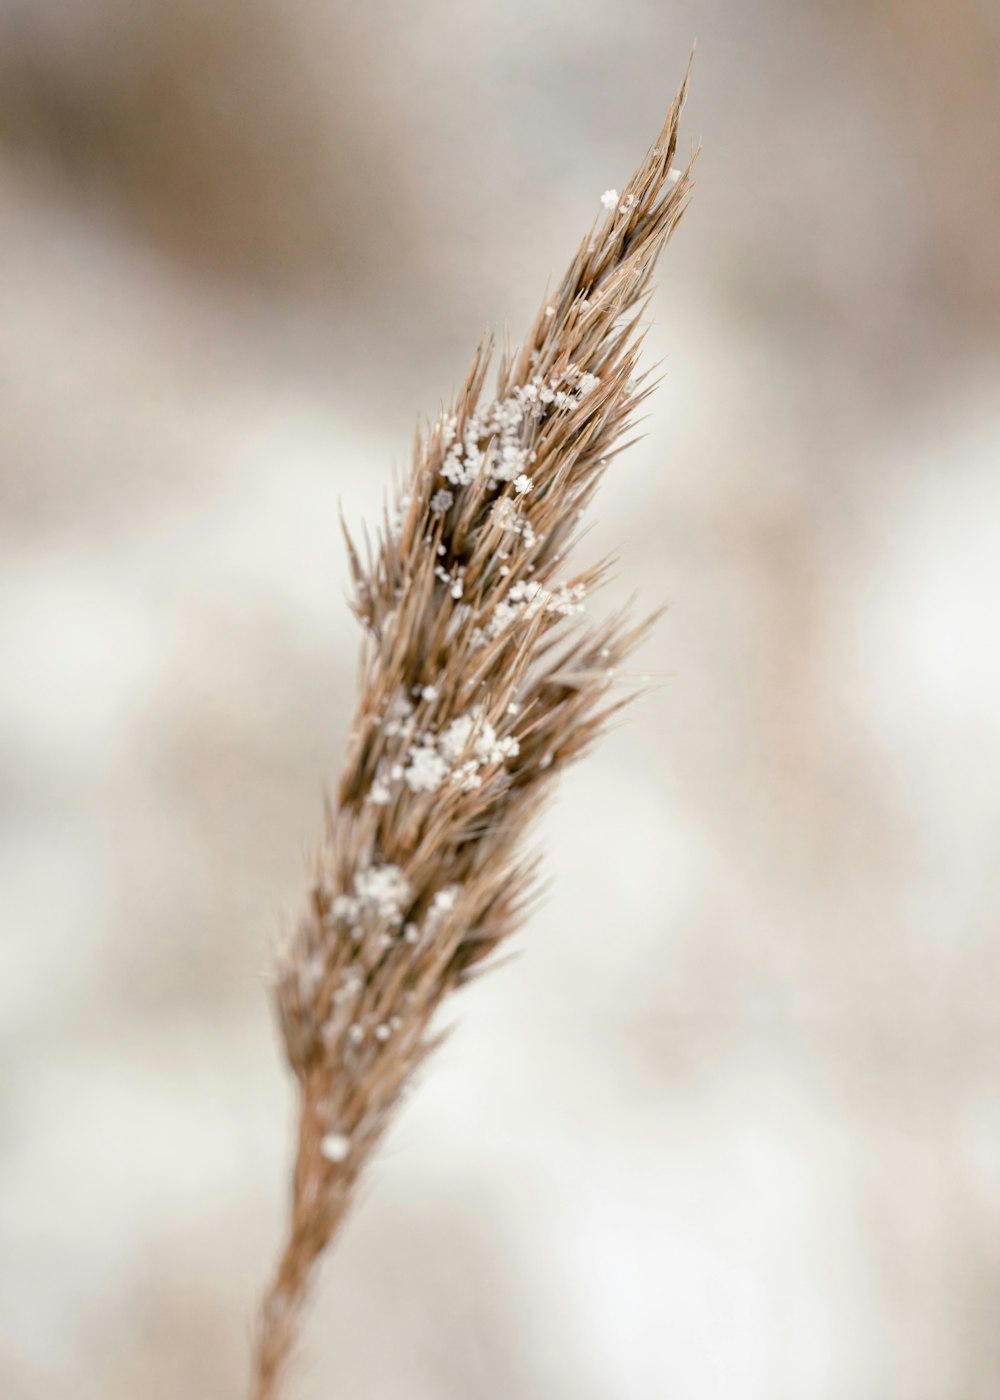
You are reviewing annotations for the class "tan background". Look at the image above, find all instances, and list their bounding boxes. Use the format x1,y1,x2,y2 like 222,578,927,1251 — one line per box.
2,2,999,1397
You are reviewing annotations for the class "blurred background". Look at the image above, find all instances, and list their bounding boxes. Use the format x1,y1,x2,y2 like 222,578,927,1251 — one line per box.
2,2,999,1397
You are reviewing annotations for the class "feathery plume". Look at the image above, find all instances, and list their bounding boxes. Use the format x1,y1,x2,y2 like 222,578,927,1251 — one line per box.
252,69,696,1400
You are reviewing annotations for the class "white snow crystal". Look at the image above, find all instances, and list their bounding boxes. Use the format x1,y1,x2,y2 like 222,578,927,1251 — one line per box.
426,885,460,928
431,886,459,915
452,760,482,791
430,489,454,514
404,743,450,793
366,778,391,806
438,712,476,763
331,894,359,922
354,864,411,921
600,189,619,211
382,691,414,738
320,1133,350,1163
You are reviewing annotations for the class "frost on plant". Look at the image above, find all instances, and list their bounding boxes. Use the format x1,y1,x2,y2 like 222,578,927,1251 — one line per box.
254,67,696,1400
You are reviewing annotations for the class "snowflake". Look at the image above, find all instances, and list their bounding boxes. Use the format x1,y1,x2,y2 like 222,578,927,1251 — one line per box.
404,743,450,793
354,864,411,921
493,497,519,531
431,886,459,915
508,579,546,616
320,1133,350,1163
382,691,414,738
439,708,519,773
452,760,482,791
366,778,391,806
430,489,454,514
438,712,476,763
513,474,534,495
600,188,619,211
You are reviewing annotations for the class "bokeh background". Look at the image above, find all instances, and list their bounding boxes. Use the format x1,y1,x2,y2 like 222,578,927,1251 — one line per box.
2,2,999,1397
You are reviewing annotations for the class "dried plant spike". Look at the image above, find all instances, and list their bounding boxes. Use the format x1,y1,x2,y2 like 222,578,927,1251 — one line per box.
252,69,696,1400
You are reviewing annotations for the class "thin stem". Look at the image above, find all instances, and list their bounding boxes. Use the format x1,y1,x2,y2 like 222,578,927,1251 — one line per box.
252,1077,351,1400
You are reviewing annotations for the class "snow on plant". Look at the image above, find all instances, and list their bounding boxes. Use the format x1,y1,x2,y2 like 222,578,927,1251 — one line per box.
253,67,697,1400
